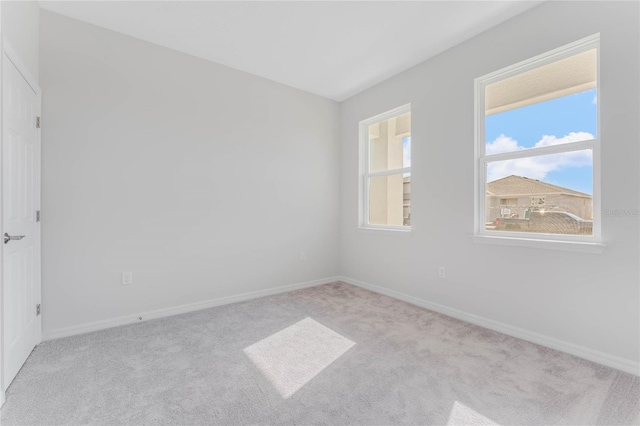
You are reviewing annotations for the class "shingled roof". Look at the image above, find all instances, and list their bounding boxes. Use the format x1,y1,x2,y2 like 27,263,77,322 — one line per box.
487,175,591,197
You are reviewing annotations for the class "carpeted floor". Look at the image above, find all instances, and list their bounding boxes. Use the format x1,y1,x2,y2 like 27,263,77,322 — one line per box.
1,282,638,425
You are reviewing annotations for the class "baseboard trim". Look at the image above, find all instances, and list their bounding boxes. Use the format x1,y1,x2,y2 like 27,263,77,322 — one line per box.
43,276,340,341
338,275,640,376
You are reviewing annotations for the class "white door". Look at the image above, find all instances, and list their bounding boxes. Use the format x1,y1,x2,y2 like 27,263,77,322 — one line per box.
2,50,41,391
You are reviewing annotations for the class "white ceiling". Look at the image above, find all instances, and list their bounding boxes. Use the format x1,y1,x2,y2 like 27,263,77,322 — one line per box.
39,1,543,101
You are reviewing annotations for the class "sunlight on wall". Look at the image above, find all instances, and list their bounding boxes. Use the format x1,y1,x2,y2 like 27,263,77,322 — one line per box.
447,401,500,426
244,317,355,399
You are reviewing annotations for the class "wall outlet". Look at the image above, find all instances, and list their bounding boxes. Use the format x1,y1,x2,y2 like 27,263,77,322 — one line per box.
121,271,133,285
299,251,307,262
438,266,446,279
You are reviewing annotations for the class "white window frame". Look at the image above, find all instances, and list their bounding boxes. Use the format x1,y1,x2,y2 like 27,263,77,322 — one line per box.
472,34,604,253
359,104,411,232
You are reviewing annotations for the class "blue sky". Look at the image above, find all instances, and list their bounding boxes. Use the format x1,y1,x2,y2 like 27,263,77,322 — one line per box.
402,136,411,177
485,88,597,194
403,136,411,168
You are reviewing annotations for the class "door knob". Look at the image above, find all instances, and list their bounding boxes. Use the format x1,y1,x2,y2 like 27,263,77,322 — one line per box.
4,233,25,244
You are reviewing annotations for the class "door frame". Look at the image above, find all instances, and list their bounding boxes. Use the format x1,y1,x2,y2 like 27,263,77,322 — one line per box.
0,37,42,406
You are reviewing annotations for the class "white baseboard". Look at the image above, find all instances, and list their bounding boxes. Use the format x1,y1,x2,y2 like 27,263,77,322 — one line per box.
41,274,640,376
338,275,640,377
43,276,340,341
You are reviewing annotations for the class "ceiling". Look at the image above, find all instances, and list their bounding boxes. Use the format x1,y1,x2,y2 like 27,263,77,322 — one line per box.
38,1,543,101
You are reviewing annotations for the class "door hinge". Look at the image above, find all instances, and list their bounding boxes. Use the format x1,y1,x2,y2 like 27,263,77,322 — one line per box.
36,304,41,316
36,210,41,222
36,116,41,128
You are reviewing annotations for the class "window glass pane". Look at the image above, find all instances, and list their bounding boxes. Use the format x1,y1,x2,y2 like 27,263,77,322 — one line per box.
403,136,411,168
485,48,598,156
403,174,411,226
485,48,597,115
369,112,411,172
369,173,410,226
485,89,597,155
485,150,593,235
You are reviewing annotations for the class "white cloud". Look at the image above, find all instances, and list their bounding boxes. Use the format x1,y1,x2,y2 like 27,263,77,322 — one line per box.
592,94,597,105
486,133,594,183
533,132,594,148
485,134,522,155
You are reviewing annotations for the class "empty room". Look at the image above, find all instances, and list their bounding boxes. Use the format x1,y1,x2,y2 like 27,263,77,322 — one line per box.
0,0,639,425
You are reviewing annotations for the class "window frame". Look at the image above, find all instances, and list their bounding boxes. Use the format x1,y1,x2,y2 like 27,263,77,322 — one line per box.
359,103,412,232
473,34,603,250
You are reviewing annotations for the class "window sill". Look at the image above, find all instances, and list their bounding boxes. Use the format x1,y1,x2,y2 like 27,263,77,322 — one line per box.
469,234,606,254
358,227,412,237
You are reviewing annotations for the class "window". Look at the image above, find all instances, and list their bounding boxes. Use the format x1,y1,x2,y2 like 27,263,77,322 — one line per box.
360,104,411,230
475,35,601,246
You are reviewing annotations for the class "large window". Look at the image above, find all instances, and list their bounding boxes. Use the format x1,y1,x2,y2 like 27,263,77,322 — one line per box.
475,35,601,246
360,104,411,230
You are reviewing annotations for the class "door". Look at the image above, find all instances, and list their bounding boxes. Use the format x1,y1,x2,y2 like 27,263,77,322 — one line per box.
2,49,41,391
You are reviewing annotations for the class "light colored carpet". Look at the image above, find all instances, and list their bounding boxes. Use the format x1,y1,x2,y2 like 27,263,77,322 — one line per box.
1,282,638,425
244,317,355,399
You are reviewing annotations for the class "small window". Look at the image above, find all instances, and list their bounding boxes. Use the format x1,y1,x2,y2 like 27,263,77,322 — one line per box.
475,35,600,243
360,104,411,230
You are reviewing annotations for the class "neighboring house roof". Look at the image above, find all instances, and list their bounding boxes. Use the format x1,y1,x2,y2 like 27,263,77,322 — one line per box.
487,175,591,198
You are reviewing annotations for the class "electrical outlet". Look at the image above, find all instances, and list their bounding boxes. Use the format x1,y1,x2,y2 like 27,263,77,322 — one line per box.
299,251,307,262
438,266,446,279
122,272,133,285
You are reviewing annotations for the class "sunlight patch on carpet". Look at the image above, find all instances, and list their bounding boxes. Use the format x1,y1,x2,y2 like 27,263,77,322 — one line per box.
244,317,355,399
447,401,500,425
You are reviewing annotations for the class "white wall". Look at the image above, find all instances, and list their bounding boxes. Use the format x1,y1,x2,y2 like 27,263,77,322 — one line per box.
1,0,39,82
340,1,639,370
40,11,340,336
36,1,640,374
